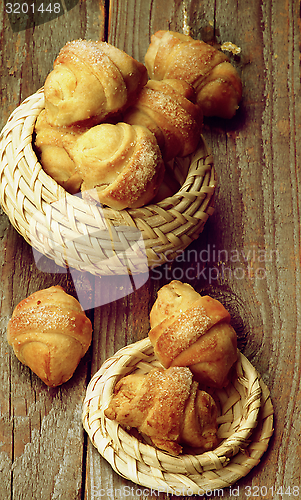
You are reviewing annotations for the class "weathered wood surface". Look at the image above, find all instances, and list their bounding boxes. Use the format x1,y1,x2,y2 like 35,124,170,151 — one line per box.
0,0,300,498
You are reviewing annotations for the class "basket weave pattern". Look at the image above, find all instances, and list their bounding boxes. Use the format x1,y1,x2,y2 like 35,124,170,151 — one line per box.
82,338,274,494
0,89,217,276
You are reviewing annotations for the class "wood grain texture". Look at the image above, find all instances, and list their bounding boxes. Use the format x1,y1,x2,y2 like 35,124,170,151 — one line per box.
0,0,300,498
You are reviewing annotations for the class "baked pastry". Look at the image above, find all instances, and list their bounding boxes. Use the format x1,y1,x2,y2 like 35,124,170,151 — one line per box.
44,39,148,127
145,30,242,119
123,79,202,161
34,109,86,193
7,286,92,387
63,122,165,210
149,280,237,388
104,366,218,455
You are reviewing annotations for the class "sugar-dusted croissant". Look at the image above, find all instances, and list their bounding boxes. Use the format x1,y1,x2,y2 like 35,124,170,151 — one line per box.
44,39,148,127
149,281,237,388
63,122,165,210
145,30,242,119
104,366,218,455
34,109,87,194
123,79,202,162
7,286,92,387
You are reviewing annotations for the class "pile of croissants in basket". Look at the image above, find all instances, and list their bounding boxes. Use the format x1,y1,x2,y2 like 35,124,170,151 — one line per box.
34,30,242,210
7,280,238,456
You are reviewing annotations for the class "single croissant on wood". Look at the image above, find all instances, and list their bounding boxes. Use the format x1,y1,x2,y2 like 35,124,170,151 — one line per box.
104,366,218,455
149,281,237,388
44,39,147,127
145,30,242,119
123,79,203,162
63,121,165,210
7,286,92,387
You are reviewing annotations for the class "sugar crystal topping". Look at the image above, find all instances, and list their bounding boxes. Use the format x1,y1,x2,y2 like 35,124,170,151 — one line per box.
157,304,211,360
145,367,193,436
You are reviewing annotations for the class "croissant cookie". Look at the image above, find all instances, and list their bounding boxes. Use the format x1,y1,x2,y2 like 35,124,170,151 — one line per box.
145,30,242,119
149,280,237,388
123,79,203,162
34,109,87,194
63,122,165,210
7,286,92,387
44,39,147,127
104,366,218,455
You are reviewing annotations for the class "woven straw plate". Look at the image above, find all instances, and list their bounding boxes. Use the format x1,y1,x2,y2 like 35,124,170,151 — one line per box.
0,88,217,276
83,338,274,495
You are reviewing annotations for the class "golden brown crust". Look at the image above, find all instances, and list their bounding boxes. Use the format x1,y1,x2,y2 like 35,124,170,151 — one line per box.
150,281,230,328
44,39,147,127
63,122,165,210
149,304,211,367
123,79,202,161
148,281,237,388
149,296,231,370
34,110,86,193
145,30,242,119
149,280,201,327
180,382,218,450
7,286,92,387
172,323,238,387
104,366,218,455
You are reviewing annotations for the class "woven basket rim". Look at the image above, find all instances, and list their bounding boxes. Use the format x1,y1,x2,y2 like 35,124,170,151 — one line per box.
82,338,274,494
0,89,217,276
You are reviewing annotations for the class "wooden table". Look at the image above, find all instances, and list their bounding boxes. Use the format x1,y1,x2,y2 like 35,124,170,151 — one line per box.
0,0,300,498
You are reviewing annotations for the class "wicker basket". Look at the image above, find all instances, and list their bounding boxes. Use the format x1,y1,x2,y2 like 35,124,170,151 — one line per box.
0,89,217,276
83,338,274,494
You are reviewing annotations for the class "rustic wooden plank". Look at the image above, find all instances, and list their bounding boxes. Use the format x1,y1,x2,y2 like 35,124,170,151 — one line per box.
1,0,300,498
203,0,301,495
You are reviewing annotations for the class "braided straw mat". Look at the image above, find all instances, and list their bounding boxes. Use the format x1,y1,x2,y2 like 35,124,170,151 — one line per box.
83,338,274,495
0,89,216,276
